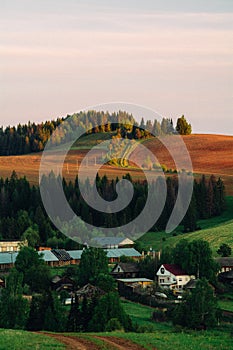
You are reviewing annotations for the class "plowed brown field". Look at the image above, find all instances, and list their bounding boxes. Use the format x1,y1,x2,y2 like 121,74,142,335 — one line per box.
0,134,232,194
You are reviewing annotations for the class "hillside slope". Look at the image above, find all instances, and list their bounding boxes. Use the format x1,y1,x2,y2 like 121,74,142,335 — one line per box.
139,196,233,254
0,134,232,194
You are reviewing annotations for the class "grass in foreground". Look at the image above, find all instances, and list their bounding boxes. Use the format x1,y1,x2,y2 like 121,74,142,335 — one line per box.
119,298,233,350
0,329,65,350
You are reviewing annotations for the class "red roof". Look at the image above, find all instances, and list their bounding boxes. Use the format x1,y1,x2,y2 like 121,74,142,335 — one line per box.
163,264,188,276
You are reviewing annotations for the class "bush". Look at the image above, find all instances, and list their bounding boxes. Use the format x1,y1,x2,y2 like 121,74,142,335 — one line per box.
105,318,122,332
136,324,154,333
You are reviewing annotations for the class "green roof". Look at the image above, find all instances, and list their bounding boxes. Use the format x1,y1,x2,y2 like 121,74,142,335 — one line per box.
67,250,83,260
105,248,141,258
0,252,18,264
39,250,59,262
66,248,141,260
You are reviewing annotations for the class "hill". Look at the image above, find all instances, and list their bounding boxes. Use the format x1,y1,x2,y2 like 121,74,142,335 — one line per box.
142,134,233,195
0,133,232,194
138,196,233,254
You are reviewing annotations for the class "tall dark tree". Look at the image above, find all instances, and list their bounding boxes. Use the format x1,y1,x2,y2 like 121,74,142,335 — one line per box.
173,239,219,282
88,292,132,332
0,269,29,329
173,279,219,330
78,247,109,286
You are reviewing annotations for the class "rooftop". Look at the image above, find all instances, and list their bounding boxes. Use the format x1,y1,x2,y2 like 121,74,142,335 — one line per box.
105,248,141,258
0,252,18,264
215,257,233,267
39,250,59,262
117,278,153,283
111,262,139,273
163,264,188,276
92,237,134,247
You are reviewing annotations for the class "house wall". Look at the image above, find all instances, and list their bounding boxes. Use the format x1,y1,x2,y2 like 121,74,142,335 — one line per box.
0,240,28,252
157,268,192,291
220,266,233,273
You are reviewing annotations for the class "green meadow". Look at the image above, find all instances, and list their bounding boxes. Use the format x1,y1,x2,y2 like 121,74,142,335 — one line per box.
138,196,233,255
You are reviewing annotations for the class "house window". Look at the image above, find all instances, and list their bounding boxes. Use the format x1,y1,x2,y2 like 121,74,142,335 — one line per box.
160,279,164,283
179,278,182,282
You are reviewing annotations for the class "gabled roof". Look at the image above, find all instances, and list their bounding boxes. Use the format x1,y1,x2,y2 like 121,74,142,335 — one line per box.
92,237,134,247
39,250,59,262
105,248,141,258
51,275,62,284
0,252,18,264
67,248,141,260
163,264,188,276
76,284,105,298
51,249,71,261
215,257,233,267
111,262,139,273
67,250,83,260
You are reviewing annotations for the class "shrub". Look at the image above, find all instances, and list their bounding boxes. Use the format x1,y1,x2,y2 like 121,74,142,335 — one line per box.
105,318,122,332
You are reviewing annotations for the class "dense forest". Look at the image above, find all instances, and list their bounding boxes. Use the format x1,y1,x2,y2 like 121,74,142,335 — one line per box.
0,111,179,156
0,172,225,246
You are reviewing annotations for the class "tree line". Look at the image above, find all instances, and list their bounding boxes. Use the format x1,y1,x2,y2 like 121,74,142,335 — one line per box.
0,172,225,246
0,111,191,156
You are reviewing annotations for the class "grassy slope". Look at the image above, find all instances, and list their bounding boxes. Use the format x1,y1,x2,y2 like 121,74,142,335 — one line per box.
138,196,233,255
103,300,233,350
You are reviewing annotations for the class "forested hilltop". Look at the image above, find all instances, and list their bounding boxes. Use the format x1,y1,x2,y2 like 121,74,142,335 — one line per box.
0,171,224,247
0,111,191,156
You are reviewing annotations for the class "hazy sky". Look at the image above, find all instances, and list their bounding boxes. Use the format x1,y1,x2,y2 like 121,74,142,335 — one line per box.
1,0,233,134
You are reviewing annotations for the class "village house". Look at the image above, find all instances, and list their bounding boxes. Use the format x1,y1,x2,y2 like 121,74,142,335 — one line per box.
38,250,60,267
156,264,194,291
219,270,233,285
117,277,153,296
51,275,75,293
110,262,140,279
215,257,233,273
92,237,134,249
0,246,142,270
0,252,18,270
105,248,142,263
51,249,72,266
0,239,28,252
67,250,83,264
68,248,142,264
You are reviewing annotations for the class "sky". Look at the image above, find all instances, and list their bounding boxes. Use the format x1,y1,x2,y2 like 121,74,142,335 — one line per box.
0,0,233,134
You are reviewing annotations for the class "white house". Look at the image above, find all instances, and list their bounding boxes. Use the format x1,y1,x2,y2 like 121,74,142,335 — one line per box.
156,264,194,291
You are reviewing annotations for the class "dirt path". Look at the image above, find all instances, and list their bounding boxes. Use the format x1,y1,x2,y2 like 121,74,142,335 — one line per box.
93,336,147,350
39,332,100,350
39,332,151,350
